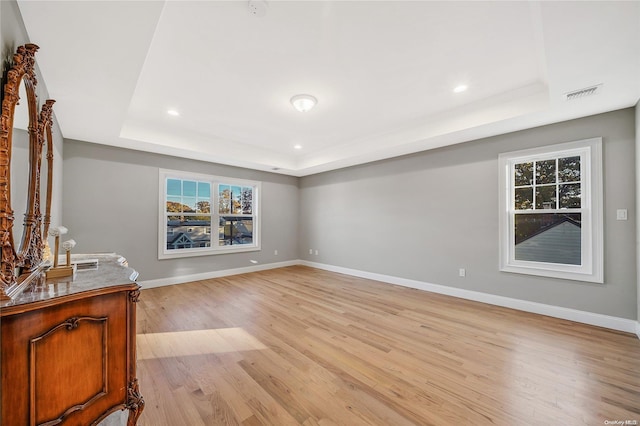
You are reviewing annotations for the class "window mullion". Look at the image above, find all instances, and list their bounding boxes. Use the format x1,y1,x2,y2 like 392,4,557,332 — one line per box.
213,182,219,249
555,158,559,210
532,160,537,211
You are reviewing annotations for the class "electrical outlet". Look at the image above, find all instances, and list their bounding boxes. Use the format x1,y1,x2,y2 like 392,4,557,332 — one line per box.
315,250,319,255
459,268,466,277
274,249,278,256
616,209,628,220
309,249,313,255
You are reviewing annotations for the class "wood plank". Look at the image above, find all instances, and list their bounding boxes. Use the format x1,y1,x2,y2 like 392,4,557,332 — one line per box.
135,266,640,425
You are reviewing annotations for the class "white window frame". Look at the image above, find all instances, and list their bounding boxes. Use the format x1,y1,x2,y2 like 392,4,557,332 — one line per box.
158,169,261,259
498,138,603,283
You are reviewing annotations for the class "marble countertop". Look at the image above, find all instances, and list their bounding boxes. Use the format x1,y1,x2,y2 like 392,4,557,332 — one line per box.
0,253,139,310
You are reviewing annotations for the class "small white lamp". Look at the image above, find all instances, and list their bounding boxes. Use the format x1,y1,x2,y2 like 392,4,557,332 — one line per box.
46,227,76,279
62,239,76,267
48,226,68,268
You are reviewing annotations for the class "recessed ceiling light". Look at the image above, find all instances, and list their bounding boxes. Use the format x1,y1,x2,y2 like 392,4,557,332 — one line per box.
453,84,468,93
167,109,180,116
290,94,317,112
294,144,303,150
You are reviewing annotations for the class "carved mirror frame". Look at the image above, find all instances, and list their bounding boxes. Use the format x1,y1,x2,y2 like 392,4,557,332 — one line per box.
1,44,55,300
39,99,55,246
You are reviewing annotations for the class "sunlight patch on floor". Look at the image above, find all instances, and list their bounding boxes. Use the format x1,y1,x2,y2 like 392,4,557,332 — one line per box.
137,328,267,360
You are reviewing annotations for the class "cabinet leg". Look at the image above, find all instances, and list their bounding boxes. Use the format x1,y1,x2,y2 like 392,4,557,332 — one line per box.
126,378,144,425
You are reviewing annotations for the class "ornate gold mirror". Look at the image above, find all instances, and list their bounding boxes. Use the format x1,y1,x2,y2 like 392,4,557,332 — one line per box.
1,44,55,299
39,99,55,247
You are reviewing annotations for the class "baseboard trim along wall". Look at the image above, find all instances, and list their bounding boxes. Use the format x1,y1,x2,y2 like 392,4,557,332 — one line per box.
140,260,300,289
301,260,639,336
139,259,638,337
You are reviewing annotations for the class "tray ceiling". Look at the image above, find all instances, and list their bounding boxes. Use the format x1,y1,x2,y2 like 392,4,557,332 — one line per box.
17,1,640,176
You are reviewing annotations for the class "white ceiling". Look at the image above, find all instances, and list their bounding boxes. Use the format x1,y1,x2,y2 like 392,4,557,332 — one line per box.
17,0,640,176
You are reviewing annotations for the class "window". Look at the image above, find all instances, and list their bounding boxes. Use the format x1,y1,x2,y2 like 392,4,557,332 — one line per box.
498,138,603,282
159,169,260,259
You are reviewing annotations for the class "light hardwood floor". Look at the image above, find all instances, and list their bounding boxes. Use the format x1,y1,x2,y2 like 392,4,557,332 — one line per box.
134,266,640,425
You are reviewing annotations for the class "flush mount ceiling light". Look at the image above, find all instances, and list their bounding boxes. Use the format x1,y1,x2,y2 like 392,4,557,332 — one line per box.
167,109,180,116
290,94,317,112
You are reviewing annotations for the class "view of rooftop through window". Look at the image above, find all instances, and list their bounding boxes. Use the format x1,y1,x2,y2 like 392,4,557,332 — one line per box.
512,155,582,265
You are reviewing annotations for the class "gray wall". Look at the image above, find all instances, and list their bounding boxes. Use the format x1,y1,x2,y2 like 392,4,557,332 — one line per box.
2,0,64,245
1,0,28,54
299,108,637,320
8,0,636,322
636,102,640,325
63,140,299,281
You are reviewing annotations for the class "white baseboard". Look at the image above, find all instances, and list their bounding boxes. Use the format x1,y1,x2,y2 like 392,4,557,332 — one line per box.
301,260,639,336
139,260,299,289
138,258,638,337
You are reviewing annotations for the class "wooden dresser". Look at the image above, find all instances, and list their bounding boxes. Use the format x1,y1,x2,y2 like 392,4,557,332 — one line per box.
1,254,144,426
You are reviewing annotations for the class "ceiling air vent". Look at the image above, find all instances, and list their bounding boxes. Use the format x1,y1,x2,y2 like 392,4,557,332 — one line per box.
564,84,602,101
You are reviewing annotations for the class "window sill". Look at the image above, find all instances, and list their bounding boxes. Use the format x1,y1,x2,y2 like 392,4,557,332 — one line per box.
158,245,261,260
500,263,603,283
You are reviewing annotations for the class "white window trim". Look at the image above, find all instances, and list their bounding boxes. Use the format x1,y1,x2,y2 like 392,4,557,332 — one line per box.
498,138,603,283
158,169,261,260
